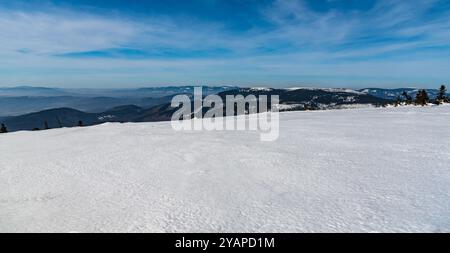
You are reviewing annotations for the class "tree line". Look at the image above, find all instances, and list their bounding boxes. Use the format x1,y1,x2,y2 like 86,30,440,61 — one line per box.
393,85,448,107
0,120,84,134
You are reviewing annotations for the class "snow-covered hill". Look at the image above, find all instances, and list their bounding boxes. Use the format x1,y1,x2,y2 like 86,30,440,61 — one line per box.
1,106,449,232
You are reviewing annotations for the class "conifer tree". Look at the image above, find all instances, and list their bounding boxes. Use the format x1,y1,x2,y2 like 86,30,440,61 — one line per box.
415,91,421,105
78,120,83,127
422,90,430,105
0,123,7,133
436,85,448,104
415,89,429,106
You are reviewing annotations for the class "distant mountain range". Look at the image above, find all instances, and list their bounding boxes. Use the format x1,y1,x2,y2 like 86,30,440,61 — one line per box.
0,86,237,116
0,86,237,98
1,87,391,132
1,104,185,132
0,95,179,116
218,87,389,111
358,88,450,100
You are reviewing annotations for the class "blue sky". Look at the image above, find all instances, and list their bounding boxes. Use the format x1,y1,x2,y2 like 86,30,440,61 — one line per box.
0,0,449,88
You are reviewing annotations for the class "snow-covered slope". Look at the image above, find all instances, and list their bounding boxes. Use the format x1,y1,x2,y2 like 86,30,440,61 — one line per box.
1,106,449,232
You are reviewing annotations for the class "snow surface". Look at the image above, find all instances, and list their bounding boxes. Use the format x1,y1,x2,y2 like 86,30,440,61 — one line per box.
1,106,449,232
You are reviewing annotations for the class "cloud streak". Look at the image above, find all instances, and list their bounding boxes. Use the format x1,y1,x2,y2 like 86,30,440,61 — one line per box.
0,0,449,88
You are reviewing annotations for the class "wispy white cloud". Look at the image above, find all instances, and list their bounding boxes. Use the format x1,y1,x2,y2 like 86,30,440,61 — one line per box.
0,9,139,54
0,6,234,56
0,0,449,88
260,0,450,54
